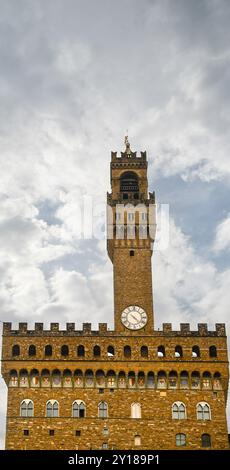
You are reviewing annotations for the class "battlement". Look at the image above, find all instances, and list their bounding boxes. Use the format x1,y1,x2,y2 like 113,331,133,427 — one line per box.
111,150,147,161
110,151,148,171
2,322,226,337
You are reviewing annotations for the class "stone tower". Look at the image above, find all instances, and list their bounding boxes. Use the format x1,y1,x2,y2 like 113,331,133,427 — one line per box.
1,140,229,450
107,136,156,333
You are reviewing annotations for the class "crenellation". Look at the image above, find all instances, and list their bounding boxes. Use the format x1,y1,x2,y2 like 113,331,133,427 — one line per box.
99,323,108,333
3,322,12,333
19,322,27,333
163,323,172,333
1,322,227,337
198,323,208,336
180,323,190,334
66,323,75,332
35,323,43,332
215,323,226,336
83,323,92,334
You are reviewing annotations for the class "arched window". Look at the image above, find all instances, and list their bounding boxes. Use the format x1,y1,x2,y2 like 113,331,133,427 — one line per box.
128,371,136,388
61,345,69,357
124,345,131,358
192,346,200,358
28,345,36,357
157,371,167,389
176,434,186,447
85,369,94,387
96,370,106,387
20,400,34,417
107,370,116,388
201,434,211,448
175,346,183,358
191,371,200,389
213,372,221,390
93,345,101,357
202,371,212,389
98,401,108,418
131,403,141,419
137,371,145,388
52,369,61,387
45,345,52,357
157,346,165,358
118,371,126,388
172,402,186,420
12,345,20,357
19,369,29,387
30,369,39,387
169,371,178,388
77,345,85,357
72,401,86,418
141,346,148,358
74,369,83,388
9,370,18,387
63,369,72,387
209,346,217,358
107,346,115,357
120,172,139,193
180,371,189,389
197,402,211,420
46,400,59,417
147,372,155,388
41,369,50,387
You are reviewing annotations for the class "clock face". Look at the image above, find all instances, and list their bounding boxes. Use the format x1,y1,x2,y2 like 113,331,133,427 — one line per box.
121,305,148,330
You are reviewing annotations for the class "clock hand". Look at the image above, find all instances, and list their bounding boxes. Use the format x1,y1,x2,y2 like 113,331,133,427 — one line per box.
131,314,139,321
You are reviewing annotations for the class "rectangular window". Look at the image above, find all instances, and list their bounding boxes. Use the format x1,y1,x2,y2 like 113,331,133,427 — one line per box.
99,388,104,394
75,430,81,436
141,212,147,221
79,409,85,418
102,443,108,449
49,430,55,436
116,213,121,221
128,213,134,221
23,430,29,436
134,435,141,446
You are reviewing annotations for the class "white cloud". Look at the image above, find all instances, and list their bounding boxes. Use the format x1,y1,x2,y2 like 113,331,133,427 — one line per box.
213,213,230,253
154,218,229,328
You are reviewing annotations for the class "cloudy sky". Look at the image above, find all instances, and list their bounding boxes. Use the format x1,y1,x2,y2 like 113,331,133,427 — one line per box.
0,0,230,448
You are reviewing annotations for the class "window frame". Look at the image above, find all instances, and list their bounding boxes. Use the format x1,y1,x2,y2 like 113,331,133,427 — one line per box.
20,399,34,418
46,400,59,418
197,402,211,421
176,433,186,447
172,402,186,420
98,401,108,418
72,400,86,418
